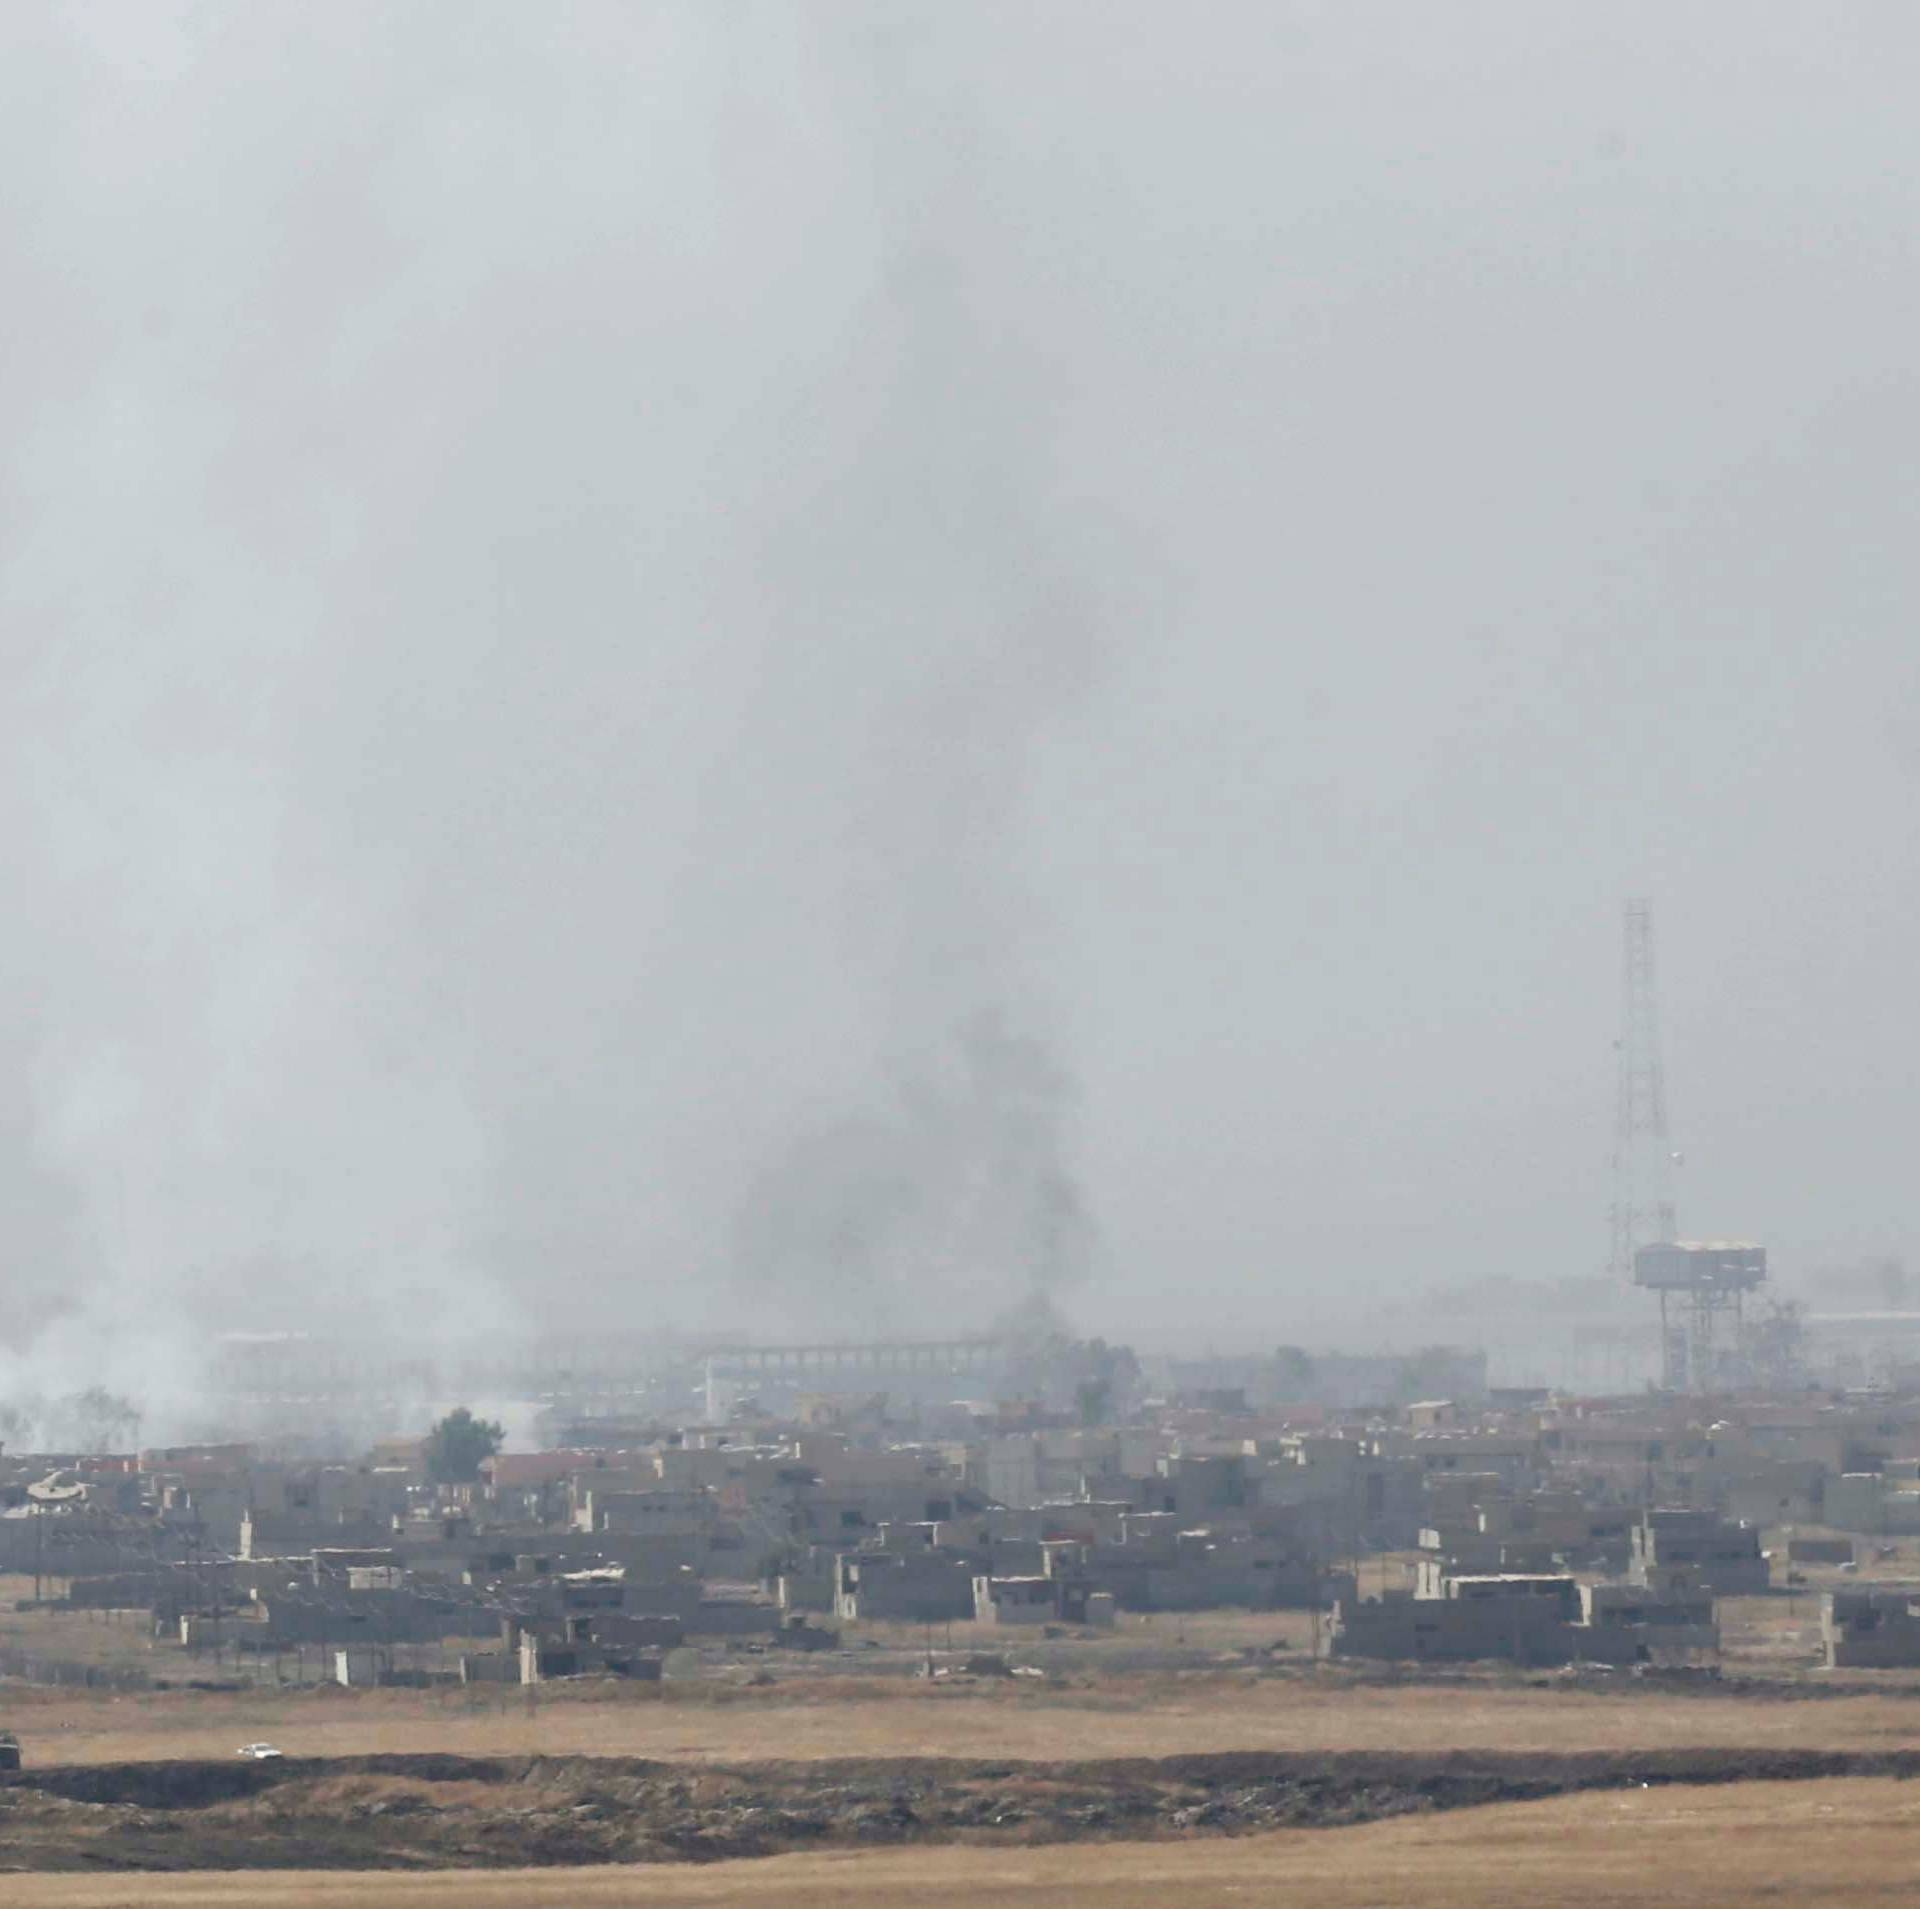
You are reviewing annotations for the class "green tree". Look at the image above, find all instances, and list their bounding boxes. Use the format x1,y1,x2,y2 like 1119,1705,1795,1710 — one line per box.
424,1407,505,1484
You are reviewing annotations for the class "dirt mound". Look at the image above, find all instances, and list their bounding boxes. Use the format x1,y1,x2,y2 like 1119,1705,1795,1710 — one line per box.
3,1747,1919,1872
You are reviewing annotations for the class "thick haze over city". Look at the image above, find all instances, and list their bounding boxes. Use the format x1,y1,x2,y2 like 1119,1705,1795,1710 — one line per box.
3,1,1918,1412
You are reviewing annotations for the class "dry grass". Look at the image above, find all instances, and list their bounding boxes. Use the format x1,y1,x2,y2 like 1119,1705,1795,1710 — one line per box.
0,1776,1914,1906
10,1665,1920,1768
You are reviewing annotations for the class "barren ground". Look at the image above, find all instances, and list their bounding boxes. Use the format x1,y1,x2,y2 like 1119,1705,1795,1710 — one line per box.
9,1649,1920,1769
1,1778,1918,1907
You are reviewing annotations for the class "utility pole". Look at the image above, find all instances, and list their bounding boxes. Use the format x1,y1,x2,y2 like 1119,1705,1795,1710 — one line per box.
1610,899,1683,1385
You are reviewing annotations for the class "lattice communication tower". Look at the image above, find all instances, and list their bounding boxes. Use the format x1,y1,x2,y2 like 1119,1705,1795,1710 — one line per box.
1611,899,1765,1388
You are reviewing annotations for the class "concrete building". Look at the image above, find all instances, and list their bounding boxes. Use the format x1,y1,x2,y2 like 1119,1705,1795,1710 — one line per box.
1327,1581,1579,1667
573,1486,715,1540
1629,1510,1769,1597
972,1574,1115,1628
1824,1587,1920,1668
1330,1572,1717,1668
834,1550,976,1623
1578,1582,1719,1664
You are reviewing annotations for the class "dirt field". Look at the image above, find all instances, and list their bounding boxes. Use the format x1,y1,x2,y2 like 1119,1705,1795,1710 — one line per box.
0,1675,1755,1768
11,1660,1920,1768
1,1777,1917,1906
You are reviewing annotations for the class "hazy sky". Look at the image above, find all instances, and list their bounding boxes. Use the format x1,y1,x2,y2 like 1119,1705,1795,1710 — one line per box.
3,1,1918,1379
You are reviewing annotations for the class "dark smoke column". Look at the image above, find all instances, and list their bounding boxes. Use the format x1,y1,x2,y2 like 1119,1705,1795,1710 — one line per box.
726,12,1128,1336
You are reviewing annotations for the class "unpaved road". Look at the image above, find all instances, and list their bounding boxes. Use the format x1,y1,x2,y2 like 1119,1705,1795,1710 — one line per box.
1,1778,1918,1907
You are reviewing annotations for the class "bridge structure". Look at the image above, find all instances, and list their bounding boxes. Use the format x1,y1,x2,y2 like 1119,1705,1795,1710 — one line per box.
204,1330,1022,1438
700,1338,1012,1421
705,1338,1006,1378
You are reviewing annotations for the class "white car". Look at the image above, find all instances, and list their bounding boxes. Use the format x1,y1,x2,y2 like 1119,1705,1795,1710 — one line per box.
237,1743,283,1760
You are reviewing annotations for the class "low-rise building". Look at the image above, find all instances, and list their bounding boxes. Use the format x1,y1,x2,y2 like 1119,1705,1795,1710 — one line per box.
1824,1587,1920,1667
972,1574,1115,1628
1629,1510,1769,1597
